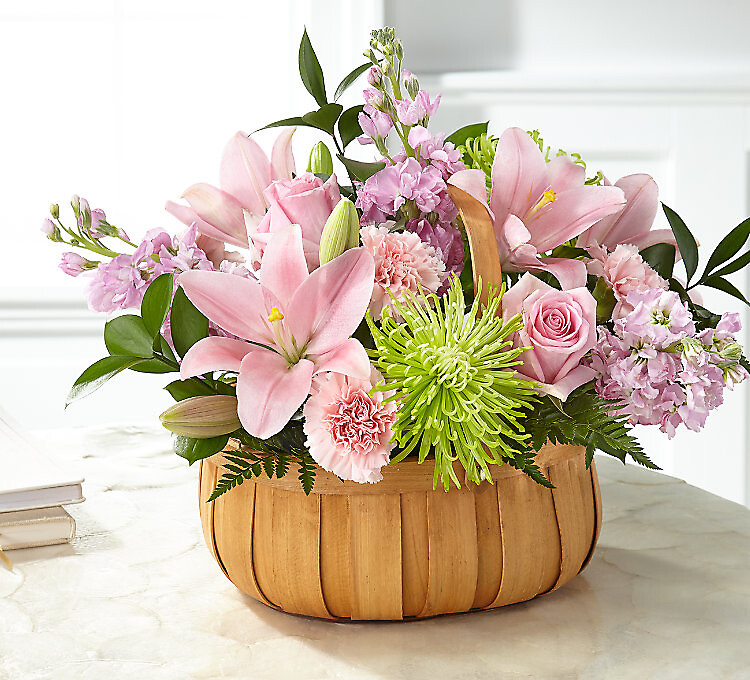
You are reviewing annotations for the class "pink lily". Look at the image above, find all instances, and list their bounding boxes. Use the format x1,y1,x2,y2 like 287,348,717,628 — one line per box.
448,127,625,288
165,129,296,249
179,224,375,439
576,174,679,254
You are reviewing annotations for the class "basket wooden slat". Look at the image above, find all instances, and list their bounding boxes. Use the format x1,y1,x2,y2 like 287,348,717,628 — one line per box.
198,442,601,621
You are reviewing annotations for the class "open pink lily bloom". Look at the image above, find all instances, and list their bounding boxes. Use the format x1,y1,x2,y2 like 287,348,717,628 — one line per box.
449,127,625,288
178,224,375,439
165,129,296,249
576,173,679,255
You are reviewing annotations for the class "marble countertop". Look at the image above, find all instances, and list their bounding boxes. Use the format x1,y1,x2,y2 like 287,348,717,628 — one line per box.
1,425,749,680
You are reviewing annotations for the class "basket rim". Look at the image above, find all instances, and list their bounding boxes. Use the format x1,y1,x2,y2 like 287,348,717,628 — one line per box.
206,441,585,495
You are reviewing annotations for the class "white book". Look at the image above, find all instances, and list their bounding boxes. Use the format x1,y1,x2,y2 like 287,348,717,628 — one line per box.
0,410,84,513
0,505,75,550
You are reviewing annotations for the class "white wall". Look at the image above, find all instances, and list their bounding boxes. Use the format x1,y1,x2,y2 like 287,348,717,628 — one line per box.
2,0,750,504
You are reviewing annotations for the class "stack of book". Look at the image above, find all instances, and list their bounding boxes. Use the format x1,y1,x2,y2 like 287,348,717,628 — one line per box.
0,411,83,562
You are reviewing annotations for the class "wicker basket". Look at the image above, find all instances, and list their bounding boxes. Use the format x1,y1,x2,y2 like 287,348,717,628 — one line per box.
198,442,601,620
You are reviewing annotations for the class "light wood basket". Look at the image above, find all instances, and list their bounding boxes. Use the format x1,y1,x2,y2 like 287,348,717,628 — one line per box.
198,443,601,621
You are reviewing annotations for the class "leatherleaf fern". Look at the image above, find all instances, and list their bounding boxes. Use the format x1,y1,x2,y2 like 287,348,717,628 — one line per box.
522,384,659,470
367,277,538,491
208,419,316,500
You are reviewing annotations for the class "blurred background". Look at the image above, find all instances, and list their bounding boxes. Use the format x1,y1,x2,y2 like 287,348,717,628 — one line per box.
2,0,750,504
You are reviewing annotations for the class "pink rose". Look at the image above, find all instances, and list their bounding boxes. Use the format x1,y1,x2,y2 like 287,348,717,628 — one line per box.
251,172,341,270
587,244,667,320
502,273,597,400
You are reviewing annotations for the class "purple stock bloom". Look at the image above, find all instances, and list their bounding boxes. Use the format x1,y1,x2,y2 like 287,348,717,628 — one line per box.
366,66,382,87
59,252,87,277
405,218,464,292
41,218,56,236
403,127,466,178
87,226,212,313
356,158,446,224
587,289,748,438
357,106,393,145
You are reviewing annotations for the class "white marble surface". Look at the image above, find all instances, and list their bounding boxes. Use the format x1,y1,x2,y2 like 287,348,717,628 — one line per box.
1,425,749,680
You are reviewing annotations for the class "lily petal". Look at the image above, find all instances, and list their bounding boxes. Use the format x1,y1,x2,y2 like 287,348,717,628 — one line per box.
179,270,273,344
626,228,680,259
531,258,588,290
237,349,314,438
578,174,658,250
447,169,493,219
180,336,253,379
546,155,586,192
182,183,249,248
219,132,272,215
489,127,548,225
164,200,238,246
287,247,375,356
311,338,370,379
259,224,309,310
270,127,296,181
528,185,625,253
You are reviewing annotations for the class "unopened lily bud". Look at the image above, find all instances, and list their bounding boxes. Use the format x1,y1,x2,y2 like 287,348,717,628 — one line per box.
160,395,241,439
49,204,59,219
318,198,360,265
403,69,420,99
307,141,334,176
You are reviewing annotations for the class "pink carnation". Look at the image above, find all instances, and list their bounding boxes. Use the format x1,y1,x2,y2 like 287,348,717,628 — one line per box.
303,369,397,483
360,225,445,319
588,244,667,320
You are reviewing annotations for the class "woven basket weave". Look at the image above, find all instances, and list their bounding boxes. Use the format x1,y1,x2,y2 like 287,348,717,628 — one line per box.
198,442,601,620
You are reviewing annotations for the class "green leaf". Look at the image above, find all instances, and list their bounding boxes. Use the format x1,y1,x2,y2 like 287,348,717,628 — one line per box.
301,103,343,135
259,116,307,131
445,121,489,148
662,203,698,284
140,273,174,337
334,62,370,101
337,105,364,149
336,155,385,182
640,243,676,279
165,378,217,401
298,28,327,107
173,434,230,466
103,315,174,374
710,248,750,279
297,454,317,495
171,287,209,358
549,244,588,259
67,355,149,405
701,216,750,279
702,275,750,305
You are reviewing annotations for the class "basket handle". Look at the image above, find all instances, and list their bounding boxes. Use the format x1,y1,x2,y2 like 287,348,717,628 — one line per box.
446,184,503,312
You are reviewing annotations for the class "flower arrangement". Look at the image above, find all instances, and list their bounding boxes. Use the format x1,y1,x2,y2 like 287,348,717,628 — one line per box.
45,27,750,499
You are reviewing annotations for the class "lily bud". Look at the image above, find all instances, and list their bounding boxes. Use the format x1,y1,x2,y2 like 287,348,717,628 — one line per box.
307,141,334,176
318,198,360,265
159,395,241,438
49,204,59,219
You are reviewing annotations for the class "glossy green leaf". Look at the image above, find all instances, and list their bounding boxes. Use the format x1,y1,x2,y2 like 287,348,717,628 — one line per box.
104,315,153,357
701,216,750,279
301,103,343,135
140,273,174,337
259,116,306,131
640,243,675,279
336,155,385,182
165,378,217,401
711,248,750,279
337,105,364,148
334,62,370,101
298,28,327,107
67,355,149,405
662,203,698,284
445,121,489,148
170,287,209,358
702,275,750,305
173,433,230,465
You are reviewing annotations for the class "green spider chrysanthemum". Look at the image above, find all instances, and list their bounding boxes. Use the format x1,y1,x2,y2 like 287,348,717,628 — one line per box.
367,277,538,491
